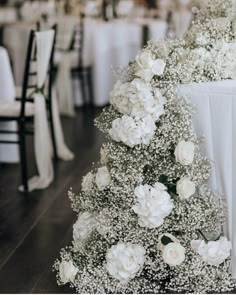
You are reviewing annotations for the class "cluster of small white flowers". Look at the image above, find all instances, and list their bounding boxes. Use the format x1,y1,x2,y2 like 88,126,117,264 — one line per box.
54,0,236,292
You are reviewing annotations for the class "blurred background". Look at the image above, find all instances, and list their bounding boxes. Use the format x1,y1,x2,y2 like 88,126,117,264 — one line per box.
0,0,203,108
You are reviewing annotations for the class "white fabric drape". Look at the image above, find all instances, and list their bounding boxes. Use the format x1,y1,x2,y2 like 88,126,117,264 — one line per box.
51,15,78,117
52,88,74,159
21,30,74,192
56,52,75,117
177,80,236,278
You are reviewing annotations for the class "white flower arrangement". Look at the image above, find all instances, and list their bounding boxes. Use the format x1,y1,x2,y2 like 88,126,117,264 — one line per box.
73,212,96,249
175,141,195,166
59,260,78,284
135,51,166,81
106,242,146,283
109,115,156,147
81,172,94,194
132,182,174,228
110,78,166,122
191,237,232,266
176,177,196,200
95,166,111,191
54,1,236,292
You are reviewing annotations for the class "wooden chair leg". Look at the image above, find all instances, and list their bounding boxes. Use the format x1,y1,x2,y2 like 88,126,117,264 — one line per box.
87,69,94,108
18,122,28,193
79,72,87,108
48,103,58,160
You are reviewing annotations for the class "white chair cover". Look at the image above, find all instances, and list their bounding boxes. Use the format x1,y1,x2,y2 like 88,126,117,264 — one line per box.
50,15,78,116
20,30,74,192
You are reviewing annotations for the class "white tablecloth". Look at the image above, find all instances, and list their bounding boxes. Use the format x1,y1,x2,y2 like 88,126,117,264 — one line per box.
0,46,18,163
74,18,167,106
177,80,236,278
3,23,36,86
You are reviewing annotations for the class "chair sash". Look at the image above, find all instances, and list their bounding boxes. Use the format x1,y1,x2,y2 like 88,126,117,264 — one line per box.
56,52,75,117
20,29,74,192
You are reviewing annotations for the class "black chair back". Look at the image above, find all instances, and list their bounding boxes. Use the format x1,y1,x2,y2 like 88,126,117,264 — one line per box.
20,26,57,118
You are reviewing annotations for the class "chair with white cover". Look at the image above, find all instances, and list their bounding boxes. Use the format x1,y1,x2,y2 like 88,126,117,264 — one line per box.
0,29,55,193
52,14,94,114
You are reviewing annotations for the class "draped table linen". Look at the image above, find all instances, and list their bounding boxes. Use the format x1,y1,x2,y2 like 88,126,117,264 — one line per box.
177,80,236,278
0,46,18,163
74,18,167,107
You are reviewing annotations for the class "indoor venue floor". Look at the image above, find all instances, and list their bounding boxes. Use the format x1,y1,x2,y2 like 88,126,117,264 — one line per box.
0,108,104,293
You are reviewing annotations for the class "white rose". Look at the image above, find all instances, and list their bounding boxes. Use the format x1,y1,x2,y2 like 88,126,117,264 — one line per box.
163,242,186,266
109,115,156,148
174,140,195,165
191,237,231,266
176,177,196,200
81,172,94,194
59,260,78,284
135,51,166,82
95,166,111,190
106,242,146,283
132,182,174,229
73,212,96,249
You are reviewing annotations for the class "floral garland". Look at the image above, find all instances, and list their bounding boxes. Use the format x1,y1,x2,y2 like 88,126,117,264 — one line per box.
54,0,236,293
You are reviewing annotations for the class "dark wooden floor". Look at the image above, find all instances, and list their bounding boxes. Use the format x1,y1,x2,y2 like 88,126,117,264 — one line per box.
0,108,104,294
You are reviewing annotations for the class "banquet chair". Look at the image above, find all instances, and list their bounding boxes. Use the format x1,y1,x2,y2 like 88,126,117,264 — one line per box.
16,24,58,160
54,14,94,107
0,28,55,193
71,15,94,107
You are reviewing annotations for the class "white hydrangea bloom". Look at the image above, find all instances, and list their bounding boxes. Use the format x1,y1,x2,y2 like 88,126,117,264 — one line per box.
132,182,174,228
73,212,96,249
175,140,195,166
109,115,156,148
191,237,231,266
95,166,111,190
110,78,166,121
176,177,196,200
106,242,146,283
135,51,166,81
81,172,94,194
59,260,78,284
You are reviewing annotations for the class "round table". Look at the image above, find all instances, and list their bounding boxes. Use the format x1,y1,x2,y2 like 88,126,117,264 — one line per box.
0,46,18,163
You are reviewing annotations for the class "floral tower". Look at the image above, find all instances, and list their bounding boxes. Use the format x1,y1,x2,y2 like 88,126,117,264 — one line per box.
54,0,236,293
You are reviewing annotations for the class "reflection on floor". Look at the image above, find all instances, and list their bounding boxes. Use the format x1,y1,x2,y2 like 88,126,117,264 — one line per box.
0,108,104,293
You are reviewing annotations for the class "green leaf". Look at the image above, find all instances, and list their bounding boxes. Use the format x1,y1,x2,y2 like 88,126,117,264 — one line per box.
161,235,173,246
